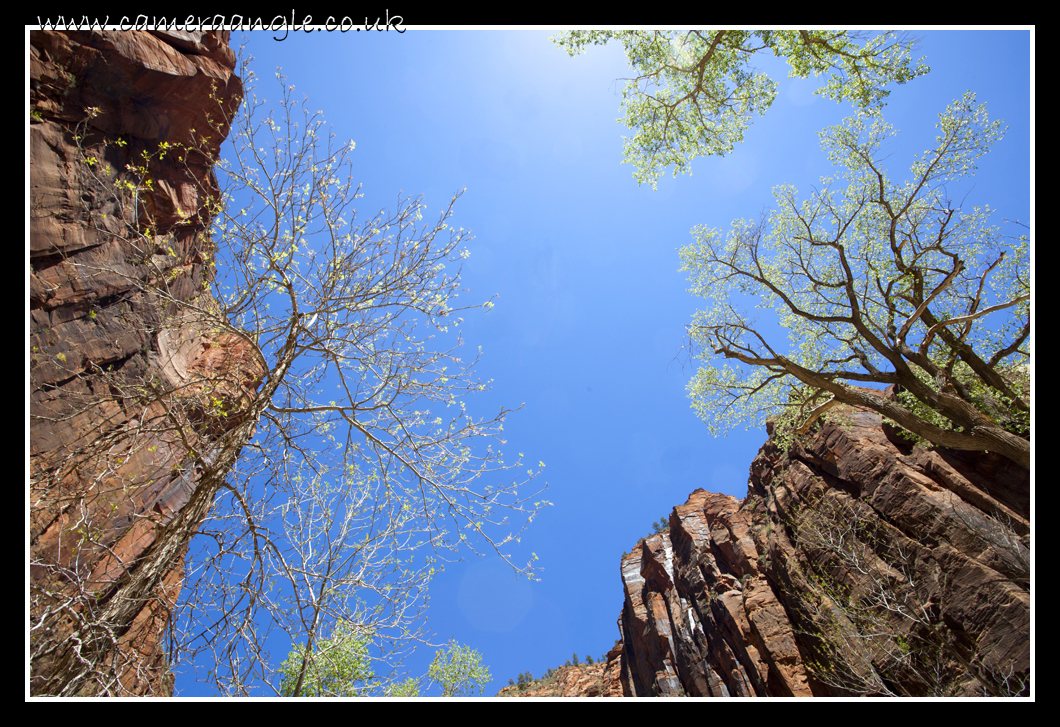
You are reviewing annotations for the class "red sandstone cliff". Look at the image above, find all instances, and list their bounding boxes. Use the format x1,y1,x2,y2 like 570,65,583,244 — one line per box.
602,404,1029,697
29,30,250,696
496,662,611,698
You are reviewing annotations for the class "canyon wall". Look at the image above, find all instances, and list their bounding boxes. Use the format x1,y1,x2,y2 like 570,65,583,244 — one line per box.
496,662,610,698
30,30,250,696
605,403,1029,697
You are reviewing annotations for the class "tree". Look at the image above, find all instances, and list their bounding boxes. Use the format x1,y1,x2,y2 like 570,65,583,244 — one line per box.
279,630,489,698
30,48,548,697
279,621,373,697
385,676,422,697
552,30,928,188
680,93,1029,468
426,639,492,697
168,57,551,695
277,631,487,699
555,30,1028,469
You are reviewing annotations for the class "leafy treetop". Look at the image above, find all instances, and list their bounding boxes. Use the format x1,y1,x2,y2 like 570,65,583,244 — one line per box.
552,30,928,188
681,92,1029,467
280,626,492,697
279,622,373,697
427,639,492,697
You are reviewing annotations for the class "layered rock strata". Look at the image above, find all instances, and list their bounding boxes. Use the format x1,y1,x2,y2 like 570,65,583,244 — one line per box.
606,405,1029,697
30,30,249,696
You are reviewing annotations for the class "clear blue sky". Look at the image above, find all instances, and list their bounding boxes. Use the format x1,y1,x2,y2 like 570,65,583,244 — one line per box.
175,28,1032,697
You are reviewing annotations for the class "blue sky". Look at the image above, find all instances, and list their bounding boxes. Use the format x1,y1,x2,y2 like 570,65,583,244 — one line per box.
176,28,1032,697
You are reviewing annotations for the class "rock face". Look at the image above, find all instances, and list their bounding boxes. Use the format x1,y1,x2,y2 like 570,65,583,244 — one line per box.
497,663,610,698
605,405,1029,697
30,30,248,696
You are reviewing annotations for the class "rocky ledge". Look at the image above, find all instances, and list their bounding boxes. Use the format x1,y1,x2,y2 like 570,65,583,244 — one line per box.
605,404,1029,697
30,30,248,696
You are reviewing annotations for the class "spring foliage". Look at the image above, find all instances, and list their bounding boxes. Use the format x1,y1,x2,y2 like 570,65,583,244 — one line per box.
426,639,492,697
680,92,1029,467
279,623,373,697
556,30,1028,466
279,629,491,697
165,52,548,694
552,30,928,188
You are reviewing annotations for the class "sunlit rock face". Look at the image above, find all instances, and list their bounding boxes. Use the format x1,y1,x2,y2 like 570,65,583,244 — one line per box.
496,662,612,698
604,403,1028,697
30,29,249,697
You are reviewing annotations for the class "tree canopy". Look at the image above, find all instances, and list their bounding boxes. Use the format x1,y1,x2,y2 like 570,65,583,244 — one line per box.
426,638,492,697
163,57,551,694
681,92,1029,467
557,30,1029,468
279,627,490,697
552,30,928,188
279,622,374,697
